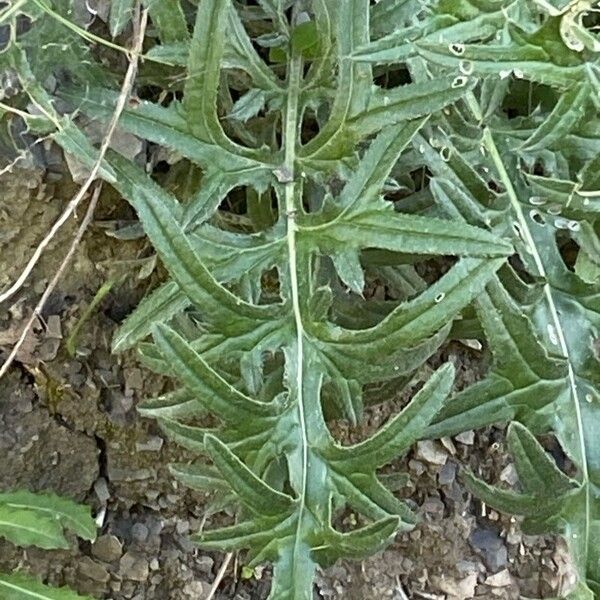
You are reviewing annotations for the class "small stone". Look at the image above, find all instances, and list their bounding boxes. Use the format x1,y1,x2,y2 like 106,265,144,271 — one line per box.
145,489,160,501
135,436,164,452
131,522,149,543
422,496,445,516
409,459,426,475
506,530,522,545
500,463,519,486
77,556,110,582
37,338,60,361
416,440,447,465
439,462,456,486
46,315,62,339
119,551,149,582
196,555,214,574
149,558,160,571
440,436,457,455
469,527,508,571
124,367,144,390
176,520,190,535
183,581,210,597
94,478,110,503
455,430,475,445
34,278,48,294
108,466,155,481
92,534,123,563
456,560,481,575
433,573,477,598
401,557,414,572
177,535,195,553
485,569,513,587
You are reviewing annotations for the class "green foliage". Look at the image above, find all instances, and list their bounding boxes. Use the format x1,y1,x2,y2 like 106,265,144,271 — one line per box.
0,573,93,600
2,0,599,598
0,491,96,599
0,490,96,549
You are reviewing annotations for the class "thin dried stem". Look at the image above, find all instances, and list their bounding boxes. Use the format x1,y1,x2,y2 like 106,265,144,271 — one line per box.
205,552,234,600
0,5,148,378
0,5,148,307
0,184,102,379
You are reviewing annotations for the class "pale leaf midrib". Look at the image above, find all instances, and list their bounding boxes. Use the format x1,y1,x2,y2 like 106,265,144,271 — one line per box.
284,53,311,587
480,119,591,564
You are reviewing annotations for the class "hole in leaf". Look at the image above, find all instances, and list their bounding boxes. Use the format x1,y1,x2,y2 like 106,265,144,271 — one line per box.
217,186,249,217
556,231,579,272
374,65,412,88
529,209,545,225
301,110,320,145
459,60,474,75
449,43,465,56
451,75,468,88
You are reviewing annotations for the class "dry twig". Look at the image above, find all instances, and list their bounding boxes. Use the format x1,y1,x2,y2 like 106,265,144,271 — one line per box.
0,5,148,306
0,5,148,378
0,184,102,378
205,552,234,600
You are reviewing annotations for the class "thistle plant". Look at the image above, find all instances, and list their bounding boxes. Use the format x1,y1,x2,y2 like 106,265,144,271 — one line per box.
1,0,599,598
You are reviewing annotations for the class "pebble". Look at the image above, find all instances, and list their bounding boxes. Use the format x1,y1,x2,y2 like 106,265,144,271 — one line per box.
456,560,481,575
124,367,144,390
77,556,110,582
438,462,456,486
506,530,522,545
92,534,123,563
455,430,475,445
440,436,457,455
196,555,214,574
176,520,190,535
131,522,149,543
37,338,60,361
409,459,426,475
119,551,150,582
485,568,513,587
108,466,155,482
94,477,111,503
500,463,519,486
46,315,62,339
136,436,164,452
416,440,448,465
176,535,195,553
469,527,508,571
434,573,477,598
422,497,445,516
183,581,211,598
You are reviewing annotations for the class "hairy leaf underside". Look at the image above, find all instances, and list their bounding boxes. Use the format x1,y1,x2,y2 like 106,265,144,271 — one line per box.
1,0,599,597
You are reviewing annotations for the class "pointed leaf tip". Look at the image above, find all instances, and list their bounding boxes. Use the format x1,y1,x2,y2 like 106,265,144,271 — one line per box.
204,434,295,516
